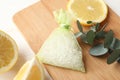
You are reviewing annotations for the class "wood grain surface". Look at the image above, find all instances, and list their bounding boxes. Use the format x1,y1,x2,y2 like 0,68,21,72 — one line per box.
13,0,120,80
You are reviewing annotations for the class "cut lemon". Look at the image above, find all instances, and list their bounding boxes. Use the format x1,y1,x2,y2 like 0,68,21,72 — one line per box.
13,57,44,80
67,0,108,26
0,30,18,74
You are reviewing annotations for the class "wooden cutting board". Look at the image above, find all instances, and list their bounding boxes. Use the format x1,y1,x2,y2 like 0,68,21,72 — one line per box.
13,0,120,80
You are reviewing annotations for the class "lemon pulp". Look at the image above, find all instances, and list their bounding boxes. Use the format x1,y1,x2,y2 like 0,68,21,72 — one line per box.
13,58,44,80
68,0,108,25
27,65,41,80
0,30,18,74
14,62,29,80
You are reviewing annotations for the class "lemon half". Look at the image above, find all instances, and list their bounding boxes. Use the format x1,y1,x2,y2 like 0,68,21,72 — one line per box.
13,57,44,80
67,0,108,26
0,30,18,74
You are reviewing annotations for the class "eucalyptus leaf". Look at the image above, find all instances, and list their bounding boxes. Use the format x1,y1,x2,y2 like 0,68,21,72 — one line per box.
104,30,114,48
110,38,120,50
90,23,100,32
95,31,106,39
107,49,120,64
109,38,116,50
75,32,82,38
90,44,108,56
113,39,120,49
90,26,96,32
108,49,113,54
80,33,88,43
117,57,120,63
95,23,100,31
87,21,92,24
86,30,95,45
77,20,83,33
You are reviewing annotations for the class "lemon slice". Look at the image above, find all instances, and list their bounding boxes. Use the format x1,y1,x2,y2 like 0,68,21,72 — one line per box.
0,30,18,74
67,0,108,26
13,57,44,80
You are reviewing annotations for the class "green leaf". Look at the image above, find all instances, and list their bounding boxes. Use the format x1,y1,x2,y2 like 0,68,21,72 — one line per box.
90,26,96,32
113,39,120,49
80,33,88,43
95,23,100,31
117,57,120,63
108,49,113,54
110,38,120,50
77,20,83,33
90,23,100,32
87,21,93,24
90,44,108,56
95,31,106,39
86,30,95,45
104,30,114,48
107,49,120,64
